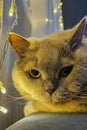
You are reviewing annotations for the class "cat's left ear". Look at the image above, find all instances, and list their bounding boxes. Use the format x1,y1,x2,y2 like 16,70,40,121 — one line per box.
69,17,86,50
8,33,29,57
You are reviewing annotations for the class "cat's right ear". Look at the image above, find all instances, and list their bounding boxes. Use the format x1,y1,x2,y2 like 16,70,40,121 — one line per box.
68,17,86,50
8,33,29,57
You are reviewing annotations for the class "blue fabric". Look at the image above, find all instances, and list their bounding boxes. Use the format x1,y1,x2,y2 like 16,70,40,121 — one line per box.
5,113,87,130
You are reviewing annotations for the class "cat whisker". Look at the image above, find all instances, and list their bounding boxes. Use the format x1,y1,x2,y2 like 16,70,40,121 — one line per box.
4,93,19,99
70,92,87,99
4,98,26,106
3,93,30,106
5,93,29,100
75,96,87,99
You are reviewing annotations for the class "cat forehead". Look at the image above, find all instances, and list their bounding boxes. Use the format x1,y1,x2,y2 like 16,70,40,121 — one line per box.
27,30,73,66
36,43,70,71
43,29,73,44
36,39,63,62
28,29,72,48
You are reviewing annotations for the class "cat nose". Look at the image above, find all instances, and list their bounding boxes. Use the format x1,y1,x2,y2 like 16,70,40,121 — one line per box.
47,81,58,96
47,87,57,96
45,77,59,95
47,89,53,95
48,78,59,95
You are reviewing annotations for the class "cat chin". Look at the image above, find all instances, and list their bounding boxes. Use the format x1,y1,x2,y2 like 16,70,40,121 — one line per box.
51,96,69,104
51,94,63,103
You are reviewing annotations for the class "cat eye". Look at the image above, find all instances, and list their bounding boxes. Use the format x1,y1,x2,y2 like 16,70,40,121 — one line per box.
60,65,73,77
29,69,41,79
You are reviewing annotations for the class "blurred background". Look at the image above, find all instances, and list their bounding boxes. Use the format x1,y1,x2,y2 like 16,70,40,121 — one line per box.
0,0,87,129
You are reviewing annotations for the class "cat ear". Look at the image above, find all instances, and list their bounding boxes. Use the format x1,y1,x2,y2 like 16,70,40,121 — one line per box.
69,17,86,50
9,33,29,57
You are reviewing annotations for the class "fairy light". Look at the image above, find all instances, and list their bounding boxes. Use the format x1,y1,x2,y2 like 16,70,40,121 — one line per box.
59,22,64,28
0,106,8,113
53,9,57,13
57,2,63,9
1,87,6,94
45,18,49,22
0,0,18,114
53,1,63,13
9,0,14,16
44,1,64,31
53,1,64,30
59,15,64,29
59,16,63,23
0,81,6,94
0,81,7,113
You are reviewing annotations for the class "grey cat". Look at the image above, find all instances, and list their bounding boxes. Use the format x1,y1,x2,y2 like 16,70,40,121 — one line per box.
9,17,87,116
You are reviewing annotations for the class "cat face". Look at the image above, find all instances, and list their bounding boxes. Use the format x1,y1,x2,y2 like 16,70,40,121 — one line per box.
9,17,87,103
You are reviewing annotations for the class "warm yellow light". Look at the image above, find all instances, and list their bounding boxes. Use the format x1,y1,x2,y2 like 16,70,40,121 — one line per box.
45,18,49,22
57,2,63,9
60,16,63,19
59,2,63,6
59,16,63,23
59,23,64,28
1,88,6,94
59,19,61,23
9,12,13,17
0,106,8,113
0,81,6,94
54,9,57,13
0,82,6,94
9,0,14,16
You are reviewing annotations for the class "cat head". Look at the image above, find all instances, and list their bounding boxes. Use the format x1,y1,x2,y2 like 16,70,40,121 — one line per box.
9,17,87,103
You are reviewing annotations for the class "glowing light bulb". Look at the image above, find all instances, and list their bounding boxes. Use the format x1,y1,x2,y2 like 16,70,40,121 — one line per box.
9,12,13,17
0,81,6,94
59,16,63,23
45,18,49,22
59,23,64,28
0,106,8,113
60,16,63,19
59,2,63,6
1,88,6,94
9,0,14,16
54,9,57,13
57,2,63,9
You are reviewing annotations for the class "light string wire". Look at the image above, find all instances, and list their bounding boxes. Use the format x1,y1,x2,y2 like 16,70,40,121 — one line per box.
0,0,18,113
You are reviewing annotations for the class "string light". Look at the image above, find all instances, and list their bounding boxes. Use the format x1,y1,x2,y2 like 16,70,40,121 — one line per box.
0,81,6,94
57,2,63,9
53,1,64,30
53,1,63,13
44,18,53,23
53,9,57,13
59,15,64,29
44,1,64,31
0,0,18,114
59,22,64,28
9,0,14,16
0,106,8,113
45,18,49,22
0,81,7,113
